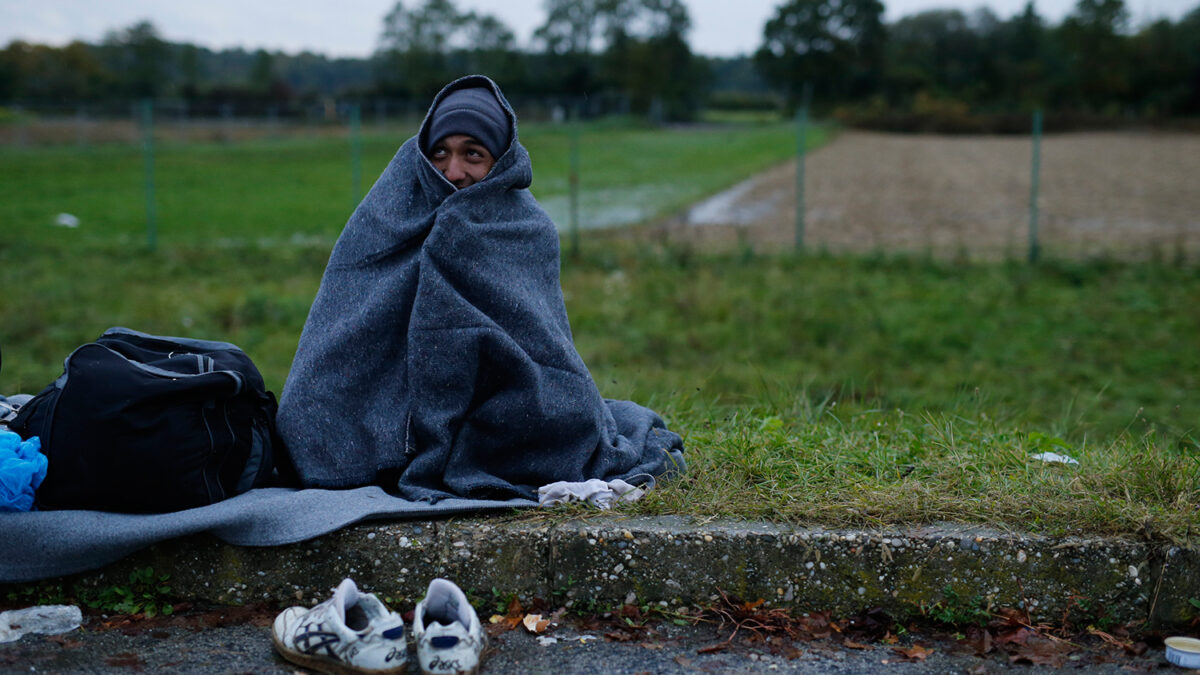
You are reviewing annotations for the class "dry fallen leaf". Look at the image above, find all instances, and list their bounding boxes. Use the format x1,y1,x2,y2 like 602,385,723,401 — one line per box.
991,607,1028,625
506,596,524,616
522,613,550,633
1087,627,1146,655
963,626,994,656
487,613,523,634
994,626,1035,647
795,611,834,640
892,644,934,661
1006,634,1075,668
843,639,874,650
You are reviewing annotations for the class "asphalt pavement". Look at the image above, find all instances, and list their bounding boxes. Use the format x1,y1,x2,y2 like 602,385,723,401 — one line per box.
0,602,1181,674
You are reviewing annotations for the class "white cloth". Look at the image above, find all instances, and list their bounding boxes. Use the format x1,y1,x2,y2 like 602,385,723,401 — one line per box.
1031,452,1079,465
537,478,648,509
0,605,81,643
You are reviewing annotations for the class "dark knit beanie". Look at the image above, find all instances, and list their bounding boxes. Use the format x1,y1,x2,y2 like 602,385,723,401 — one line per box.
425,87,511,160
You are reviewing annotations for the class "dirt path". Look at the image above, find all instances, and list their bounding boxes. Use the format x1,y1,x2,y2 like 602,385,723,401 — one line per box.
676,130,1200,261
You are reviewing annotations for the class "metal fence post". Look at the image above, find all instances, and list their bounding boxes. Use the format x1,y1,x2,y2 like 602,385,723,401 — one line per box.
568,105,581,259
350,103,363,209
140,99,157,251
795,82,812,253
1028,109,1042,263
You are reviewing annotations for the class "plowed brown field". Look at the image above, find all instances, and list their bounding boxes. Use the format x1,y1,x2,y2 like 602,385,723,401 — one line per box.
679,130,1200,261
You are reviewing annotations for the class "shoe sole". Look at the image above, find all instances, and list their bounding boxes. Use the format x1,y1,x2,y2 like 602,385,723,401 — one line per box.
272,631,408,675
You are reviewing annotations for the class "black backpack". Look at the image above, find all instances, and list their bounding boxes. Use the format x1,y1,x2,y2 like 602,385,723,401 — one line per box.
10,327,287,512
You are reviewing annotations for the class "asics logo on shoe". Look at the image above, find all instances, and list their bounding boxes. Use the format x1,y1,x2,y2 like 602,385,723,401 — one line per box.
428,656,462,671
385,646,405,663
295,622,341,657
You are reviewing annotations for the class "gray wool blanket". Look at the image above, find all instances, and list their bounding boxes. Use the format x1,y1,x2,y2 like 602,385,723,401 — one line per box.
0,487,532,582
275,75,684,501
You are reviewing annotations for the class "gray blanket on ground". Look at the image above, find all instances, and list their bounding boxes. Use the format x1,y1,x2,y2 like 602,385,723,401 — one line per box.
0,487,532,582
275,75,684,501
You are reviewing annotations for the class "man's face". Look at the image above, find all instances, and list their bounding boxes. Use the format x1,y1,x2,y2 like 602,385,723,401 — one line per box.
429,134,496,189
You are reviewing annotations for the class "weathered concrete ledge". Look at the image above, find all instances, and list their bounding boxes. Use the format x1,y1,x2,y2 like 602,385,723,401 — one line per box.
57,516,1200,628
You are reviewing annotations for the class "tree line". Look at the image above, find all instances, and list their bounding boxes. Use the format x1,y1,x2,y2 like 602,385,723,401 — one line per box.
757,0,1200,125
1,0,1197,122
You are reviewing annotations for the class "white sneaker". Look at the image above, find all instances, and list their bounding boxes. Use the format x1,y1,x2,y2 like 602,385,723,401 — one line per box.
272,578,408,674
412,578,486,675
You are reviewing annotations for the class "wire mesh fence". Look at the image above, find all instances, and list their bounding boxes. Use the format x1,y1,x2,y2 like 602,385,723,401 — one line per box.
3,99,1198,263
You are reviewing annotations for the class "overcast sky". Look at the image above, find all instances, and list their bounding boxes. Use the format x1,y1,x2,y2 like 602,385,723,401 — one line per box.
1,0,1194,59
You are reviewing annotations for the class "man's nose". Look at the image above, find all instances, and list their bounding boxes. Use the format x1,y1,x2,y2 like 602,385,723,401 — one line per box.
443,157,466,182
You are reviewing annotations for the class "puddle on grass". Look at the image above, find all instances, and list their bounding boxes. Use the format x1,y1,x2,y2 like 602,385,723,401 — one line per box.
686,171,787,227
685,174,782,226
537,183,698,230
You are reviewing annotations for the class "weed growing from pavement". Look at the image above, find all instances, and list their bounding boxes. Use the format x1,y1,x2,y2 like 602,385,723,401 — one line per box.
3,579,71,608
83,567,174,617
1060,595,1118,632
2,567,175,618
919,586,992,627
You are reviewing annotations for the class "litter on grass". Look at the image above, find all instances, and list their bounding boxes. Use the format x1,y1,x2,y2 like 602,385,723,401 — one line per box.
1031,452,1079,465
53,213,80,228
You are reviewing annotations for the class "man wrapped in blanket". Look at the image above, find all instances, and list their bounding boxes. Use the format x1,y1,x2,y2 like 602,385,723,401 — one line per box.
276,76,685,502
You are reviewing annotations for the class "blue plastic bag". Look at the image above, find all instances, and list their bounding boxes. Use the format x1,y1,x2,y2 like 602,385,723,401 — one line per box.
0,431,46,512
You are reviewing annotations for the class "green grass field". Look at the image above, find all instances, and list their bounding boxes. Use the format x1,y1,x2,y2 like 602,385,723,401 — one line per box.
576,250,1199,540
0,118,811,243
1,122,1196,541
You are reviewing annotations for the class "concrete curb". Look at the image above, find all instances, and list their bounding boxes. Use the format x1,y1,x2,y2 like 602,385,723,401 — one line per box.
62,516,1200,628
